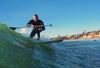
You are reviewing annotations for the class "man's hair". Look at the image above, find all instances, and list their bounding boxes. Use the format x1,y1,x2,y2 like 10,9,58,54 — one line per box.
34,14,38,18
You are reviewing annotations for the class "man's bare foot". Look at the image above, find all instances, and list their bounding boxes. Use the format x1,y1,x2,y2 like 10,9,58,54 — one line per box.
36,38,40,40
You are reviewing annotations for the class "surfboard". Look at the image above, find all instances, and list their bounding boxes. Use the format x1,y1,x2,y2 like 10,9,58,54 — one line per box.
38,39,63,44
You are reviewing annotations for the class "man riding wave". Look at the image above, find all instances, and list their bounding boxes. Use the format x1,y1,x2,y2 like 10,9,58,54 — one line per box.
26,14,45,40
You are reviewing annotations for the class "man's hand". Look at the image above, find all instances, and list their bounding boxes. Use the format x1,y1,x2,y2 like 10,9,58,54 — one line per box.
38,28,42,31
31,25,34,27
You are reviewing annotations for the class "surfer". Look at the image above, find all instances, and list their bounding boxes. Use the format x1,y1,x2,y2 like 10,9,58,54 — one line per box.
26,14,45,40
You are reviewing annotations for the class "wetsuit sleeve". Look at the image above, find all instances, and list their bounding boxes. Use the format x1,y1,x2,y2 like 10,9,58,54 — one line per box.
26,20,33,27
40,20,45,30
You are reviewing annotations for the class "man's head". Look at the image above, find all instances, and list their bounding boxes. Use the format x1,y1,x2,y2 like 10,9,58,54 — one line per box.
33,14,38,22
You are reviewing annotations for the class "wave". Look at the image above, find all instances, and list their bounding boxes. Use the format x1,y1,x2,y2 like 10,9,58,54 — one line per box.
0,23,55,68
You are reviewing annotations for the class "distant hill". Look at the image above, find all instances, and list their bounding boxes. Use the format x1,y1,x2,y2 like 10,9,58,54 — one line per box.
51,30,100,40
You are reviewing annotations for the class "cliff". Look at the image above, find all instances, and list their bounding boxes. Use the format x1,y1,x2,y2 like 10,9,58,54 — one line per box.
51,30,100,40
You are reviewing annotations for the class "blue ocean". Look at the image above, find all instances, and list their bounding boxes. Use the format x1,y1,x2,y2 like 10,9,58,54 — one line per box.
0,23,100,68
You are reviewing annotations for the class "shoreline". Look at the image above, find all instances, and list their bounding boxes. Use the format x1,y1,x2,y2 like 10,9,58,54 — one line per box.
63,38,100,42
52,30,100,41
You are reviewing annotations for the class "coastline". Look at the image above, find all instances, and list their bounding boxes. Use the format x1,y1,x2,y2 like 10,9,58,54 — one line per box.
51,30,100,41
63,38,100,42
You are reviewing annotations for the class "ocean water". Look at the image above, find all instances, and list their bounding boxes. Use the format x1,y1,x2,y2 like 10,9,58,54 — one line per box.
0,23,100,68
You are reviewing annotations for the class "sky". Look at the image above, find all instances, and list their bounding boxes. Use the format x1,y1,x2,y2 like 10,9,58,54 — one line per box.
0,0,100,37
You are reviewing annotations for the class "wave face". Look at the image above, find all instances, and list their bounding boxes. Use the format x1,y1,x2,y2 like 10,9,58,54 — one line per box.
0,23,56,68
0,23,100,68
0,23,37,68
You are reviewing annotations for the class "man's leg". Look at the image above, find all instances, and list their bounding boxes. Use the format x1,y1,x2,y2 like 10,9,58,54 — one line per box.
37,31,40,40
30,30,36,38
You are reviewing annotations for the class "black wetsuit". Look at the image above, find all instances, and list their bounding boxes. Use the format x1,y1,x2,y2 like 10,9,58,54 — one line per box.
27,19,45,39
